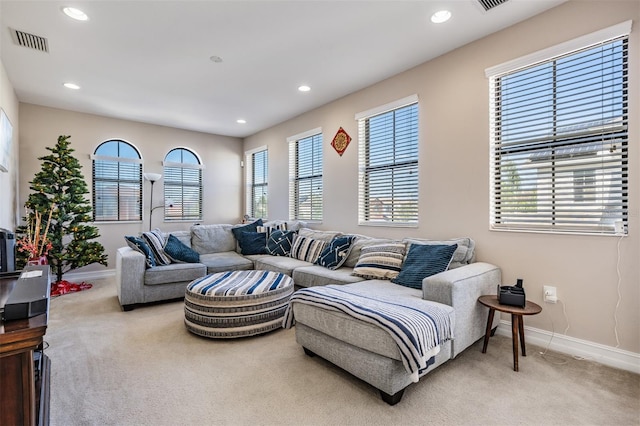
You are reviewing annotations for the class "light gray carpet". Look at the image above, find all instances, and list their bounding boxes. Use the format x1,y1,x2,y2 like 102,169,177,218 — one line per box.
45,277,639,426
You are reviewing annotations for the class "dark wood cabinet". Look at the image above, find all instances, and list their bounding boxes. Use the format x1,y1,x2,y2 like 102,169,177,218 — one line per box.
0,268,51,426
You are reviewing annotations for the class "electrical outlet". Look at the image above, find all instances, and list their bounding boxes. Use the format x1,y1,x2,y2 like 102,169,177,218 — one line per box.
543,285,557,303
614,220,624,234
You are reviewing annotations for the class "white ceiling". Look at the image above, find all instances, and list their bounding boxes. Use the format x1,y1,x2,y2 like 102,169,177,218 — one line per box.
0,0,566,138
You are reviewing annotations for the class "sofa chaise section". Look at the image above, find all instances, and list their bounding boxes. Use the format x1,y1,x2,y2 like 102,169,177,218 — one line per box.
290,262,502,404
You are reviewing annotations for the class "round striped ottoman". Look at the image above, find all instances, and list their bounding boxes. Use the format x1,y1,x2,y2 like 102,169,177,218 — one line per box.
184,270,294,339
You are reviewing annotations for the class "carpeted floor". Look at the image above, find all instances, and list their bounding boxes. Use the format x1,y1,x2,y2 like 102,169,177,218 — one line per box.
45,277,639,426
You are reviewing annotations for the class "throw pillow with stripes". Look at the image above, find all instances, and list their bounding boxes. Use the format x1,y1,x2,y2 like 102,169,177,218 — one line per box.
290,235,326,263
142,228,172,265
352,242,406,280
392,243,458,289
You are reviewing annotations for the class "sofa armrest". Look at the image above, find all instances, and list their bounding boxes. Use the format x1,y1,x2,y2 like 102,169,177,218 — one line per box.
116,246,146,308
422,262,502,358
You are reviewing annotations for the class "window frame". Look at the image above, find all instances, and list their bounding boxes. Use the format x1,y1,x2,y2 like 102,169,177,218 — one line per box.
486,21,631,236
245,146,268,219
162,147,203,222
355,95,419,227
288,128,323,222
91,139,143,223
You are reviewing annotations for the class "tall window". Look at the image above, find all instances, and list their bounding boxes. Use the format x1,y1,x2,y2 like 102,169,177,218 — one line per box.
163,148,203,221
92,140,142,221
288,129,323,221
356,96,419,226
487,22,629,235
245,147,268,218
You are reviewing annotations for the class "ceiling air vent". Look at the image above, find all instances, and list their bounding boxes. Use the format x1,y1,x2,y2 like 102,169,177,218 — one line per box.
477,0,510,12
10,28,49,53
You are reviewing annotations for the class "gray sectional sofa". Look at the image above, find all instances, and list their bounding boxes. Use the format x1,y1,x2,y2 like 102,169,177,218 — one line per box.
115,220,501,404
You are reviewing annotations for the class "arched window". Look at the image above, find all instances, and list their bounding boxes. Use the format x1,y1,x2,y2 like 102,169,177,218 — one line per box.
163,148,203,221
92,140,142,221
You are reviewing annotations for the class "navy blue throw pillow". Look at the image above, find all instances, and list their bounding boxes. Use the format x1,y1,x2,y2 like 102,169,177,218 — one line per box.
315,235,356,270
231,218,263,240
267,230,296,256
392,244,458,289
164,234,200,263
125,235,156,268
236,231,268,255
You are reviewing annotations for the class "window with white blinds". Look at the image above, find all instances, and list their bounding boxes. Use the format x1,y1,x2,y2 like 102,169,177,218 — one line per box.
487,23,630,235
356,97,419,226
163,148,203,221
246,148,268,219
288,129,323,221
92,140,142,222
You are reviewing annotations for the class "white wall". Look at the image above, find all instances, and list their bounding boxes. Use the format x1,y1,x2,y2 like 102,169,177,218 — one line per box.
18,104,244,274
0,59,19,232
244,0,640,353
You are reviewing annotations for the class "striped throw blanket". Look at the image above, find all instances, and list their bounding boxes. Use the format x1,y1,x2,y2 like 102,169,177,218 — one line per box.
283,285,453,382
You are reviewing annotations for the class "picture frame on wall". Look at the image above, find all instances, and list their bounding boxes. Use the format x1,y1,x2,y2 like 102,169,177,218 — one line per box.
0,108,12,173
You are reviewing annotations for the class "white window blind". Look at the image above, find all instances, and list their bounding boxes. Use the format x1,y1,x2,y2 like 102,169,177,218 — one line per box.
92,140,142,222
488,29,629,235
288,129,323,221
357,99,419,226
163,148,203,221
247,148,268,219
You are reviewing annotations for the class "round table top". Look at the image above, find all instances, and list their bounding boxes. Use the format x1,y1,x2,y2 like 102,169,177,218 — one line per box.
478,295,542,315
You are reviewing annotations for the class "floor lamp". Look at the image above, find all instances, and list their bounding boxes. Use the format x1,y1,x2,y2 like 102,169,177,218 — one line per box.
143,173,162,232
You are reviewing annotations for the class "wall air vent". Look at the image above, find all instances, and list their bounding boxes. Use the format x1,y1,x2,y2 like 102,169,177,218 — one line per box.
477,0,510,12
10,28,49,53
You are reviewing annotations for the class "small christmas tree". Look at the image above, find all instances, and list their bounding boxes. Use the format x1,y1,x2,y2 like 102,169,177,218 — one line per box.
21,135,108,283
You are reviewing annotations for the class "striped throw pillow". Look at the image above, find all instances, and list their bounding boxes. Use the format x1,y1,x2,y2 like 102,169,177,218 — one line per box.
142,228,172,265
290,235,326,263
125,236,156,268
352,242,406,280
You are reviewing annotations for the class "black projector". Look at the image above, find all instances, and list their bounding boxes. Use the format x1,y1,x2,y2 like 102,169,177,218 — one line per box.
3,265,51,321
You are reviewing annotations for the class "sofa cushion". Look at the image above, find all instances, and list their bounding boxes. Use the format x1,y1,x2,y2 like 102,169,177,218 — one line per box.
403,237,474,269
144,262,206,286
199,252,254,274
254,256,312,277
315,235,356,270
164,234,200,263
297,228,343,242
267,230,296,256
291,280,454,361
235,231,269,255
352,242,406,280
392,244,458,289
293,265,366,288
290,236,327,263
142,228,172,265
191,224,237,254
124,236,156,268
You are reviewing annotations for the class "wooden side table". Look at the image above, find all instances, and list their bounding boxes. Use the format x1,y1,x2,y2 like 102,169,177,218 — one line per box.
478,295,542,372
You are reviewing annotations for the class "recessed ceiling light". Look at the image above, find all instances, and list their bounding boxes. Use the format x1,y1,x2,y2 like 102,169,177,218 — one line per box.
62,7,89,21
431,10,451,24
298,85,311,92
63,82,81,90
236,119,246,124
210,56,223,63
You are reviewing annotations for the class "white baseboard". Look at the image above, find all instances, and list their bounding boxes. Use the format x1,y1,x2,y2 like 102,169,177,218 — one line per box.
497,320,640,374
62,268,116,282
